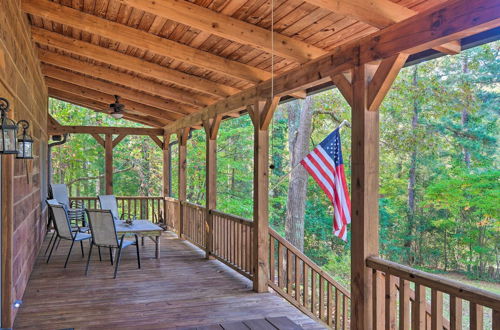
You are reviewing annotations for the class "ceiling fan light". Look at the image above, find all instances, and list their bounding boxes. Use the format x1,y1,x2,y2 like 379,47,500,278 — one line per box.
111,112,124,119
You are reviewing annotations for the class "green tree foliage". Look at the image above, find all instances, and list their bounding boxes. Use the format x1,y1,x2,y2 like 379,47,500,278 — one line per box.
51,42,499,282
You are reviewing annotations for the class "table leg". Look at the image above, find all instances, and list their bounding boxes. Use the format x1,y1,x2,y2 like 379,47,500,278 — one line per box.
141,237,145,246
155,236,160,259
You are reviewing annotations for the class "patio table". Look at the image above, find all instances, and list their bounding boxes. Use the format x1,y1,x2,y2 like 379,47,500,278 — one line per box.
114,220,163,258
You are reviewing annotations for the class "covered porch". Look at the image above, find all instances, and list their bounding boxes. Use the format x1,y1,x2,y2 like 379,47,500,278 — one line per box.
14,232,324,329
0,0,499,329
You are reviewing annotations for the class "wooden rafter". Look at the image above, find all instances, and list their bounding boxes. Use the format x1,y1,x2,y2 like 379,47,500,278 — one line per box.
164,0,499,133
303,0,461,54
22,0,270,83
48,88,166,127
32,28,239,98
48,124,164,136
38,49,215,108
42,64,193,117
45,78,177,123
117,0,326,64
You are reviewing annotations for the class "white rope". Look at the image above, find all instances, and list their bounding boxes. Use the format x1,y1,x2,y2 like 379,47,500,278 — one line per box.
271,0,274,99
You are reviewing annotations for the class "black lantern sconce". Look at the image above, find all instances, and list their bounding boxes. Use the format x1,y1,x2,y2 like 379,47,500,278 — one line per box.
0,97,34,159
0,97,19,154
17,120,33,159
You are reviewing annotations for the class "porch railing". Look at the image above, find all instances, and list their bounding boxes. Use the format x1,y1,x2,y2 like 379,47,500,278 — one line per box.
69,196,164,223
211,209,254,279
182,202,206,249
164,197,180,232
269,228,350,328
152,197,500,329
367,256,500,329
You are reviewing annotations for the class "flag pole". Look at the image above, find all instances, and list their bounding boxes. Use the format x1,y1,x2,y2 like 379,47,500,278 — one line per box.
269,119,350,193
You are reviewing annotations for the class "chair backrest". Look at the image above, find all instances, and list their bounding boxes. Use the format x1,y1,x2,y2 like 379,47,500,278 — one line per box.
98,195,119,221
86,209,119,248
50,184,70,208
46,200,73,240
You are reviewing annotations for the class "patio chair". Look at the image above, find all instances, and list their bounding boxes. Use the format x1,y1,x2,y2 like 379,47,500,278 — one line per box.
46,201,92,268
45,199,90,256
49,183,86,227
98,195,121,221
85,209,140,278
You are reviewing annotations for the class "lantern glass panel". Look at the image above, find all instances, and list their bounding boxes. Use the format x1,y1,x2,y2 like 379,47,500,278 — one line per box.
17,141,33,158
0,127,17,153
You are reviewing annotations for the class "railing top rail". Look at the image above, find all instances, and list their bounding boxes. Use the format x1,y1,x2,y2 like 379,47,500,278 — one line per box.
367,256,500,310
70,196,162,199
269,227,350,297
165,197,180,202
210,209,253,225
182,201,206,210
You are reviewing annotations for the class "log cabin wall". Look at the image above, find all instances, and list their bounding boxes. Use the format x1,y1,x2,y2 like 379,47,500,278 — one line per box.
0,0,48,327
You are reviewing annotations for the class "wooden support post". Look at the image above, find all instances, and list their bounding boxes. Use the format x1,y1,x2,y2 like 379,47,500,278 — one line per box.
342,54,407,329
162,133,171,227
249,97,280,293
178,128,189,238
104,133,113,194
203,116,221,259
1,155,14,329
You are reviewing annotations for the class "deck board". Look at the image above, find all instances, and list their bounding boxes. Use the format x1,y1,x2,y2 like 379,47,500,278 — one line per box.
14,232,325,330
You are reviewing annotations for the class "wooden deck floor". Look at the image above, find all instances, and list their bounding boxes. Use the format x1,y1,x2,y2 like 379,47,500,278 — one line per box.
14,232,325,330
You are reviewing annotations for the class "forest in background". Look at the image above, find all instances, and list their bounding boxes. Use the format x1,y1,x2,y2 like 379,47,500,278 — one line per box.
51,42,499,287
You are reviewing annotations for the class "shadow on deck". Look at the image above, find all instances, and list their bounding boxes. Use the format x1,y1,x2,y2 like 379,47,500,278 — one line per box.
14,232,325,330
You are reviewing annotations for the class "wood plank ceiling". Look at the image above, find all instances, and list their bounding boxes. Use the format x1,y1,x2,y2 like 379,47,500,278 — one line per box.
22,0,451,128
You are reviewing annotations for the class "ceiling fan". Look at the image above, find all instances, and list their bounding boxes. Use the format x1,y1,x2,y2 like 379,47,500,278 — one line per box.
109,95,124,119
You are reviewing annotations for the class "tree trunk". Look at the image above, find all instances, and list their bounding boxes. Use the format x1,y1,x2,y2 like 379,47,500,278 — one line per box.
405,65,419,265
285,96,314,251
462,55,471,168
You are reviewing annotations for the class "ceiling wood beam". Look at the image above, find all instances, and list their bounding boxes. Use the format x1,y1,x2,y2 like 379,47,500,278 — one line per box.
303,0,461,54
49,124,164,136
22,0,270,83
48,88,166,127
46,78,175,123
164,0,499,133
38,49,213,108
32,28,239,98
41,64,194,117
117,0,326,64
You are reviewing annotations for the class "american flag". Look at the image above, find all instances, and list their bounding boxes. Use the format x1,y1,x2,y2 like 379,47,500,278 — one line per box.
300,128,351,241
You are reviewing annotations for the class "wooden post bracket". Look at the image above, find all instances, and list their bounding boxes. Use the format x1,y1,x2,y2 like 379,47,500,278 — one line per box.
202,115,222,141
248,96,281,131
149,134,164,149
332,53,408,112
91,133,105,147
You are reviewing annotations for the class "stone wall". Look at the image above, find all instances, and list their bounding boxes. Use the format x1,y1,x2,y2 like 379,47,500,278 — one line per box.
0,0,48,327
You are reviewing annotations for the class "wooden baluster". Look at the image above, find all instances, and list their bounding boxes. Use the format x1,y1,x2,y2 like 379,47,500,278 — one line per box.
469,303,483,330
237,222,241,268
242,224,246,271
303,264,309,309
342,294,348,330
311,271,317,316
269,236,275,282
127,199,131,219
493,310,500,330
412,284,426,330
335,288,341,330
431,289,443,330
450,296,462,330
278,243,284,288
319,277,325,321
385,273,397,329
327,283,333,326
373,270,385,329
295,256,300,301
399,278,410,330
287,249,293,294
